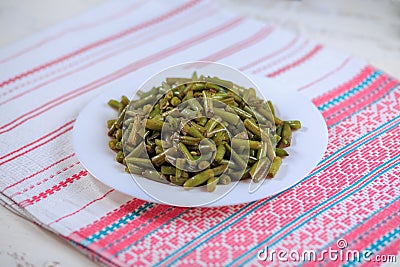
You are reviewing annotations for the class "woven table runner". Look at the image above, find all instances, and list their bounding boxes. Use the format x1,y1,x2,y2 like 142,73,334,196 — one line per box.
0,0,399,266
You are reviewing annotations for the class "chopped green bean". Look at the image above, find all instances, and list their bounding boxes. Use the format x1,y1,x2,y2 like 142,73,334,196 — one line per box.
207,176,219,192
107,74,301,192
267,157,282,178
184,169,214,188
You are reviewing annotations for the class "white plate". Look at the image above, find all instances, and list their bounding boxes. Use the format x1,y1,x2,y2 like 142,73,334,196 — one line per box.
73,75,328,207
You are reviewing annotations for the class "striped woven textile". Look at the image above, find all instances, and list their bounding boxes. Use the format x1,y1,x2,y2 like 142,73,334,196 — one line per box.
0,0,399,266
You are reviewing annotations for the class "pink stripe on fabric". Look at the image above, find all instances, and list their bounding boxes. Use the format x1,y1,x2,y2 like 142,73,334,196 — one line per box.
266,45,323,78
70,198,148,242
119,205,247,264
313,66,375,106
199,26,274,62
0,4,217,106
0,1,147,64
0,123,74,166
19,169,88,208
10,160,80,198
0,18,243,135
239,36,299,71
251,40,309,74
47,189,115,227
0,0,201,89
322,74,388,118
326,79,398,126
297,57,351,91
92,206,186,255
1,153,75,192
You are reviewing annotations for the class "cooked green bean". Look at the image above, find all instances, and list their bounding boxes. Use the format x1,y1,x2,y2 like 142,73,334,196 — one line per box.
267,156,282,178
224,143,247,170
267,100,275,116
232,139,262,150
184,169,214,188
279,122,292,148
146,118,164,131
170,176,187,186
142,170,167,183
170,97,181,107
205,118,221,135
243,118,261,138
181,122,204,138
275,148,289,157
249,157,271,183
125,164,143,175
215,144,226,163
177,135,202,146
125,157,152,168
187,99,202,111
109,139,117,150
161,165,176,175
106,74,301,191
214,108,240,125
121,95,130,107
178,142,194,161
108,99,122,111
207,176,219,192
285,120,302,130
211,164,228,176
107,119,116,129
231,106,253,119
219,174,231,185
151,150,168,166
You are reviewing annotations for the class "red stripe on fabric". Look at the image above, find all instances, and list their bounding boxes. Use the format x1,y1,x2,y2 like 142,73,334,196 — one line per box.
0,120,74,160
313,66,375,106
199,26,273,62
0,18,244,135
0,126,73,166
92,206,185,254
266,44,323,78
10,161,80,198
0,6,217,106
239,36,299,71
322,74,388,119
19,170,88,208
0,0,200,89
0,1,147,64
326,79,398,126
121,205,248,264
297,57,351,91
70,198,147,242
251,40,309,74
1,153,75,192
48,189,115,226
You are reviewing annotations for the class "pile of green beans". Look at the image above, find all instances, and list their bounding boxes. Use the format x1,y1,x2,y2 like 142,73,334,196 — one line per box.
107,73,301,192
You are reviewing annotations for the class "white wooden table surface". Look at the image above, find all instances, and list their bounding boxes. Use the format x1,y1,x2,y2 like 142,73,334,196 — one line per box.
0,0,399,266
